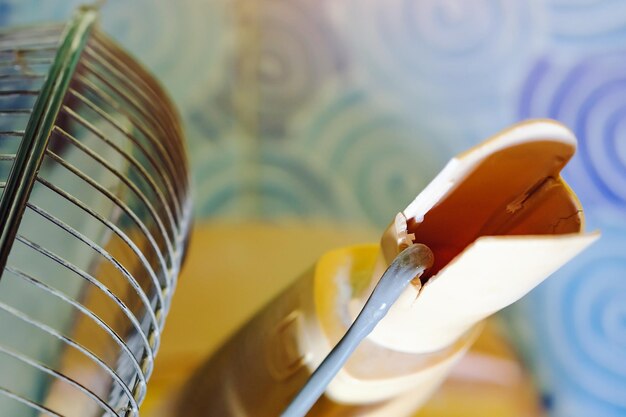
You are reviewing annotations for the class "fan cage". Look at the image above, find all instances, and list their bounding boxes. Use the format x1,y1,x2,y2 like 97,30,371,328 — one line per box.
0,7,191,417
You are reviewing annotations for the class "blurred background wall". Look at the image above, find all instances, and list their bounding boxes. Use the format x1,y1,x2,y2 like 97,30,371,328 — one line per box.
1,1,625,416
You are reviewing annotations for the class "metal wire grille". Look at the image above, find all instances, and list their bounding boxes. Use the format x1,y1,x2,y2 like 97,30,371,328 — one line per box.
0,8,191,417
0,24,61,200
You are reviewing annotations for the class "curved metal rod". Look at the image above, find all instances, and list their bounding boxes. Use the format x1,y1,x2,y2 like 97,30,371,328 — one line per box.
0,301,139,416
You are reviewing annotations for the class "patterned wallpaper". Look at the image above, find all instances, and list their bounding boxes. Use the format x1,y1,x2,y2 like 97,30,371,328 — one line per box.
1,1,625,416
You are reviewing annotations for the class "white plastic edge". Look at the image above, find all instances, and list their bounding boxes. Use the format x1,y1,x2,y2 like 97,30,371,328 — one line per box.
367,232,599,353
403,120,577,222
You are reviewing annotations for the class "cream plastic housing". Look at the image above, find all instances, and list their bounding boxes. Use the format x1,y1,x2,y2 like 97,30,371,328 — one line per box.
368,119,599,354
304,244,481,406
175,120,598,416
317,119,598,404
367,233,597,353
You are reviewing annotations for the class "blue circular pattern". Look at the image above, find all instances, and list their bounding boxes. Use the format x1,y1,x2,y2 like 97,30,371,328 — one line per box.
519,52,626,210
101,0,230,108
331,0,541,99
546,0,626,49
518,212,626,416
194,144,346,220
296,88,448,226
203,0,345,138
